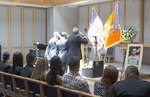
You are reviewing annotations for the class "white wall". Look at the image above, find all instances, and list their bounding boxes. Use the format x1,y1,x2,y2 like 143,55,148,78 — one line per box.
47,8,54,42
54,7,78,35
144,0,150,44
47,7,78,41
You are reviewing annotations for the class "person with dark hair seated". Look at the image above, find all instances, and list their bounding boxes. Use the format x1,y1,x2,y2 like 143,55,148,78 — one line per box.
94,65,118,97
0,52,11,73
11,52,23,75
45,56,63,85
62,57,90,93
21,53,35,78
112,65,150,97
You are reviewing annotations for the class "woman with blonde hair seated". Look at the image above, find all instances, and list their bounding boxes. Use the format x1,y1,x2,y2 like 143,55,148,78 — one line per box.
31,57,48,81
94,65,118,97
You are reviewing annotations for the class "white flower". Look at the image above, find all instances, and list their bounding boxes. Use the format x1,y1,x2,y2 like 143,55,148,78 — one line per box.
121,27,136,41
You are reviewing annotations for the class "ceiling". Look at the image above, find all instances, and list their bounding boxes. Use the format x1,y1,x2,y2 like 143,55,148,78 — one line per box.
62,0,111,7
0,0,112,8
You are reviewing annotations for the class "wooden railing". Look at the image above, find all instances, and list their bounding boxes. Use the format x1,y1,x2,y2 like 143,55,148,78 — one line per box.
0,71,100,97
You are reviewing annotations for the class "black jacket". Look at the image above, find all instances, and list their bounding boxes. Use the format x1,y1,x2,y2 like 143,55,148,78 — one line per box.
113,76,150,97
21,64,34,78
66,33,88,61
0,61,11,73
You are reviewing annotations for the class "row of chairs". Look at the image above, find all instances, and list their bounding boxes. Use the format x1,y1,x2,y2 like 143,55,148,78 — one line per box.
0,71,100,97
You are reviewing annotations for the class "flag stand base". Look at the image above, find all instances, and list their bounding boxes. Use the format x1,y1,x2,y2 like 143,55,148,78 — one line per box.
82,61,104,78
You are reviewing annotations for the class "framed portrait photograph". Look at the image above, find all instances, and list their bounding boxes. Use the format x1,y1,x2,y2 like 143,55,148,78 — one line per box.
124,44,143,71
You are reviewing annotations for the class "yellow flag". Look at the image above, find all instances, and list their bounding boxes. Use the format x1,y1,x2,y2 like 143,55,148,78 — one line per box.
104,3,121,50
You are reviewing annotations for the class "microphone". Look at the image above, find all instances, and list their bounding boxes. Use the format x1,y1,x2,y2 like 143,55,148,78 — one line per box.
93,36,97,43
84,28,87,33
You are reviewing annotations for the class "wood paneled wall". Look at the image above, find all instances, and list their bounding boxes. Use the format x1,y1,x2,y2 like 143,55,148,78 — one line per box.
0,6,46,61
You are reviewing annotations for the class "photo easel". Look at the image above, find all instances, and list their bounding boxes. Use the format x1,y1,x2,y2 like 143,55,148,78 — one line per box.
119,41,130,80
120,43,143,80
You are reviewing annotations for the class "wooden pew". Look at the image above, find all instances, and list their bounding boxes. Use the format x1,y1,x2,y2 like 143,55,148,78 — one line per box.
0,71,100,97
41,82,59,97
59,86,99,97
12,74,28,97
0,73,5,97
2,73,15,97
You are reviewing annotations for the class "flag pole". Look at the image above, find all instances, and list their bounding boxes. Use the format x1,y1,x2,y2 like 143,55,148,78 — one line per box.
93,36,99,61
92,8,99,61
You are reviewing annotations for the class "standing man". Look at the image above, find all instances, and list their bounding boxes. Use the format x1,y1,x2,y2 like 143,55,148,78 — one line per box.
66,27,88,63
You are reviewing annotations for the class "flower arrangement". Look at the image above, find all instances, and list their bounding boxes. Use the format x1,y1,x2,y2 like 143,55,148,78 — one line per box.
121,27,137,41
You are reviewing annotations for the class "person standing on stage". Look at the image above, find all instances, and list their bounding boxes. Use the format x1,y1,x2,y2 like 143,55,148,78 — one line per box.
66,27,88,63
45,31,61,61
56,32,69,73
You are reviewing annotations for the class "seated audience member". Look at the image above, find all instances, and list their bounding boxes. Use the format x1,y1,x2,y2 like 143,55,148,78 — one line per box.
31,57,48,81
0,52,11,72
11,52,23,75
62,57,90,93
94,65,118,97
45,56,63,85
21,53,35,77
113,65,150,97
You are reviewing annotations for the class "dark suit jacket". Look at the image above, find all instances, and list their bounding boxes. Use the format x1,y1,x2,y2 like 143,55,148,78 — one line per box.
21,64,34,78
14,66,23,75
66,33,88,61
113,76,150,97
0,61,11,73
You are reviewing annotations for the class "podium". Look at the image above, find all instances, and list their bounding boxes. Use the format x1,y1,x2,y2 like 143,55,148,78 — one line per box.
29,49,46,57
82,61,104,78
82,35,104,78
29,43,47,57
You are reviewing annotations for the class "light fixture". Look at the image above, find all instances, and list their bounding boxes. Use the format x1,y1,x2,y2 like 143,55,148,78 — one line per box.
71,1,87,5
